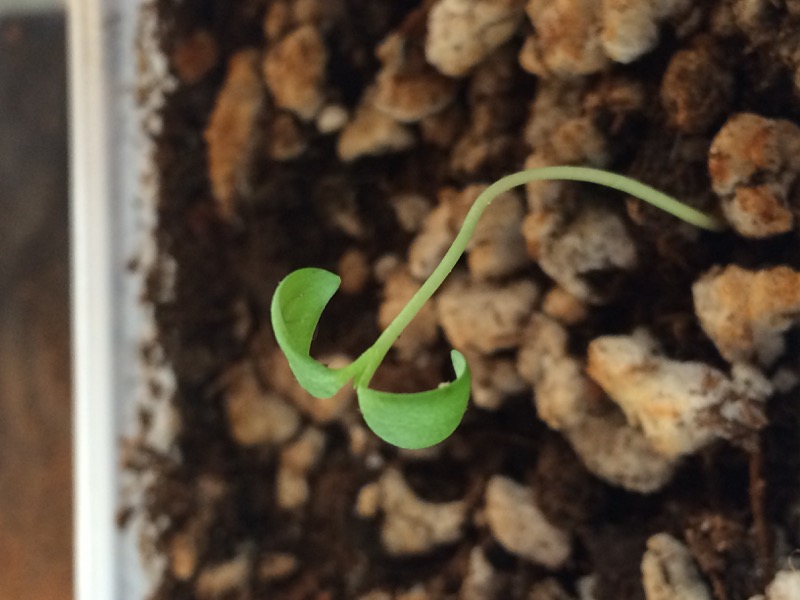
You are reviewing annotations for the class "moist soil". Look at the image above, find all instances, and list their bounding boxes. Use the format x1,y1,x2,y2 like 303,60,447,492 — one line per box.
132,1,800,599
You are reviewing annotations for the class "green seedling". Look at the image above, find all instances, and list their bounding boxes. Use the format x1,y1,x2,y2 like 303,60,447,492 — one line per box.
271,166,725,450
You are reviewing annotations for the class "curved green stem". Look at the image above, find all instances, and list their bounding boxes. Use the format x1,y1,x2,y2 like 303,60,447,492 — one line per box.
353,166,725,387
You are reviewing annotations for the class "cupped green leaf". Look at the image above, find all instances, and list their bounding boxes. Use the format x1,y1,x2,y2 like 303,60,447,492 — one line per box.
270,268,353,398
357,350,471,449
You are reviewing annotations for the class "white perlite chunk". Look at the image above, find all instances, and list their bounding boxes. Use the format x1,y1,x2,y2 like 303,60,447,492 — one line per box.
565,411,676,493
520,0,608,77
517,314,595,431
373,33,458,123
204,50,263,220
709,113,800,237
601,0,691,64
542,286,588,325
576,576,598,600
693,265,800,366
263,25,327,121
376,469,467,556
517,315,676,493
337,97,415,162
484,476,571,568
391,193,432,234
426,0,525,77
536,206,638,304
437,276,539,354
316,104,349,134
354,481,381,518
224,365,300,446
467,351,527,410
521,0,690,77
276,427,326,510
587,330,771,459
529,579,576,600
460,547,501,600
641,534,711,600
196,554,250,599
257,552,298,582
754,570,800,600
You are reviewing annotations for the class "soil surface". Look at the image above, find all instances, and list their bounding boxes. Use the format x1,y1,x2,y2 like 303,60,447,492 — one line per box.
133,1,800,599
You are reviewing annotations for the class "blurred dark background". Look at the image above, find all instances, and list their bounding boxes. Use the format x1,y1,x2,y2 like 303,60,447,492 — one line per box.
0,10,72,600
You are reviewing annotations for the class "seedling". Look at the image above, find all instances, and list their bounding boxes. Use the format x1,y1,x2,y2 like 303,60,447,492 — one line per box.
271,166,725,449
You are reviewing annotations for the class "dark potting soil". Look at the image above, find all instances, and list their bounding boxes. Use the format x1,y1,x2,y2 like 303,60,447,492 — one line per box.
132,1,800,599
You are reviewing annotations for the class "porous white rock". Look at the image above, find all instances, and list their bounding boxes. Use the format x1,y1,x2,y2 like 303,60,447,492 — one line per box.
576,576,598,600
542,286,588,324
196,554,250,599
693,265,800,366
602,0,691,64
437,276,539,354
390,193,433,234
535,206,638,304
276,427,326,510
586,330,771,459
546,116,610,168
355,481,381,518
263,25,327,121
757,570,800,600
565,411,676,493
641,533,712,600
373,33,458,123
316,104,349,134
257,552,298,582
516,316,677,492
709,113,800,237
522,0,691,76
524,79,587,149
467,351,527,410
484,475,571,568
337,98,415,161
517,313,595,431
224,365,300,446
204,50,263,219
169,531,198,581
459,547,501,600
520,0,608,77
426,0,525,77
375,469,467,556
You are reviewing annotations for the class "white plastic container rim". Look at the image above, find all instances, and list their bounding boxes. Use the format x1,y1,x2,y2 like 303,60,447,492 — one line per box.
69,0,150,597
